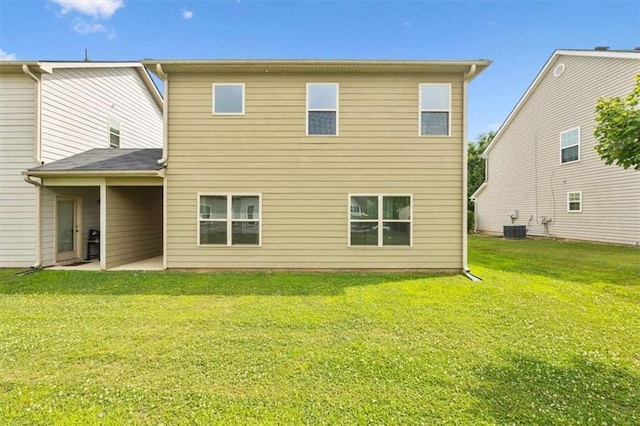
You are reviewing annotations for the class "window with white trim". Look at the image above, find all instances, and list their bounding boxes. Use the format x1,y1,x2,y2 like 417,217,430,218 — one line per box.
567,191,582,212
307,83,338,135
349,194,412,247
560,127,580,163
212,84,245,115
198,194,261,245
109,117,120,148
420,84,450,136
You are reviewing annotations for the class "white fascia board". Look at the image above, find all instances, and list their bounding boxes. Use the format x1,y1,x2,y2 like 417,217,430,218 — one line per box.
555,50,640,60
135,67,164,110
37,62,143,73
470,182,487,200
481,51,559,157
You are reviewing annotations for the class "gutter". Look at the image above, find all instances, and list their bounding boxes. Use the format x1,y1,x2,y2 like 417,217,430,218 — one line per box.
22,174,42,269
22,65,43,269
462,64,482,281
24,169,165,178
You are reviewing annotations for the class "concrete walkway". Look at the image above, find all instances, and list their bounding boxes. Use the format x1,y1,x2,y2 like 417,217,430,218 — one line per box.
49,255,163,271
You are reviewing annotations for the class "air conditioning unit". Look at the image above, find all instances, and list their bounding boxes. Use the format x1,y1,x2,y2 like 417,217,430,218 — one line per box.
503,225,527,239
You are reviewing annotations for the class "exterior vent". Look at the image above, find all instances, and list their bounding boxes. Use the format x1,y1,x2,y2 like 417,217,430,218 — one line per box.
553,63,566,77
503,225,527,239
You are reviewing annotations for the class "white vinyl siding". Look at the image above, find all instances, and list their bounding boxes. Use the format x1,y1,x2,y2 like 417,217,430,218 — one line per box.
475,54,640,245
212,83,245,115
560,127,580,164
40,67,162,162
0,73,37,267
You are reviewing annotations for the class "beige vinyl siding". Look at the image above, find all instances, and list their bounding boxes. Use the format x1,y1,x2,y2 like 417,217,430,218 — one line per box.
0,73,37,267
476,54,640,245
166,72,464,269
40,186,100,266
105,186,162,269
40,67,162,163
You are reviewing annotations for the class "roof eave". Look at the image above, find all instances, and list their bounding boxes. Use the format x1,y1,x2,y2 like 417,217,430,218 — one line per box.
470,182,488,200
482,48,640,157
142,59,492,75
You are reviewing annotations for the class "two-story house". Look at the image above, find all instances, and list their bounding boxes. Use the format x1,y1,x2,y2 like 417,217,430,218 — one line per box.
471,49,640,245
0,61,163,268
145,59,490,271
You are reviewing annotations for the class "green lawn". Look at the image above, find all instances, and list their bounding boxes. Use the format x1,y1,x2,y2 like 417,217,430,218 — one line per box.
1,236,638,425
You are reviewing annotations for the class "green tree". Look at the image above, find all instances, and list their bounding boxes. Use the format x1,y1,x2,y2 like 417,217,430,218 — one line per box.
467,131,495,209
594,75,640,170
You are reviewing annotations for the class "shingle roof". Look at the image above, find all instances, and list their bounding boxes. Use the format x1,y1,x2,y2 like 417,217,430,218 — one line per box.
30,149,163,172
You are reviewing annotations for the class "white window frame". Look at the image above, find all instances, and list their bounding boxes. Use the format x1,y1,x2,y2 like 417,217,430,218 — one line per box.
212,83,245,115
419,83,451,137
347,193,413,248
560,127,580,164
306,83,339,136
109,116,120,149
197,193,262,247
567,191,582,213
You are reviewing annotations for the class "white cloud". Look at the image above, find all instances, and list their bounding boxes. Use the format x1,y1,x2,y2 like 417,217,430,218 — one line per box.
182,9,193,20
403,21,412,28
72,18,106,34
0,49,18,61
51,0,124,19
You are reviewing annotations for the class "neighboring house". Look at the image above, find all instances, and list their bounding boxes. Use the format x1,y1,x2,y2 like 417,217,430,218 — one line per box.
22,59,491,271
0,61,163,267
472,49,640,245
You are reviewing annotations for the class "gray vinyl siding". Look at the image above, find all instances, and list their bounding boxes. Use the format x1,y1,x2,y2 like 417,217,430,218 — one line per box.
40,67,162,163
0,73,37,267
40,186,100,266
166,72,465,270
105,186,163,269
476,54,640,245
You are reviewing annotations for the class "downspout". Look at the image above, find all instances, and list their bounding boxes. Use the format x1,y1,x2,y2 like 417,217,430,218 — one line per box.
22,65,43,269
155,63,169,270
155,64,168,165
22,65,42,164
463,65,482,282
22,173,42,269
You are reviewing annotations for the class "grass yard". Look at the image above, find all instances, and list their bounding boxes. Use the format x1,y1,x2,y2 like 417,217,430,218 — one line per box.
1,236,639,424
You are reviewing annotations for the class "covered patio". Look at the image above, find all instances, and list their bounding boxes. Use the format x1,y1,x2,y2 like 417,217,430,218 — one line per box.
24,148,165,271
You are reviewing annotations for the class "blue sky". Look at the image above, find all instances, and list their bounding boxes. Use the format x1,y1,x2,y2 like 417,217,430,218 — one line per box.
1,0,638,139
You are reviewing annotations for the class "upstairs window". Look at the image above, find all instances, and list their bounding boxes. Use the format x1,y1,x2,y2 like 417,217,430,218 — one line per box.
420,84,450,136
109,117,120,148
199,194,261,246
560,127,580,163
213,84,245,115
307,83,338,135
349,194,412,247
567,192,582,212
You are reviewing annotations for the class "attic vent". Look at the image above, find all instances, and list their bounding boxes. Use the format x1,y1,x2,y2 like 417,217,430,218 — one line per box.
553,63,566,77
